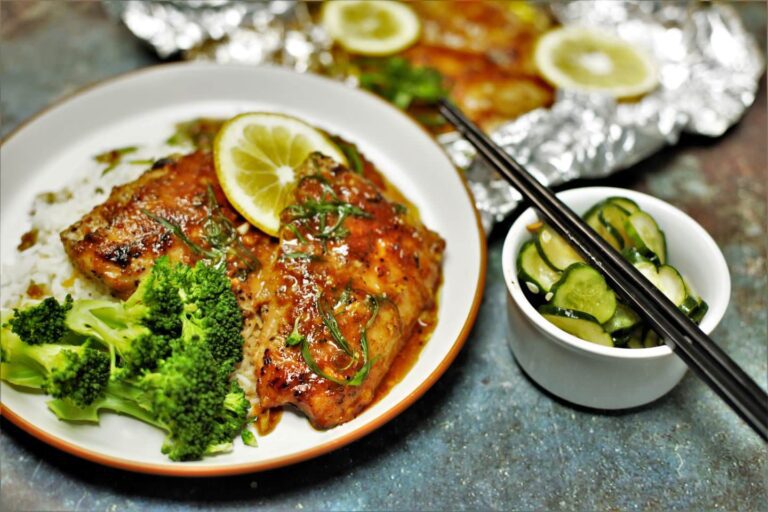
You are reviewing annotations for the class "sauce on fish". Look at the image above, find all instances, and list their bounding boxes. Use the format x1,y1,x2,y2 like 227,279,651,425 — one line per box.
373,294,438,404
255,408,283,436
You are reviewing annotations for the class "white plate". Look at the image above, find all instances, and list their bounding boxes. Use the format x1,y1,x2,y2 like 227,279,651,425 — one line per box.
0,63,486,475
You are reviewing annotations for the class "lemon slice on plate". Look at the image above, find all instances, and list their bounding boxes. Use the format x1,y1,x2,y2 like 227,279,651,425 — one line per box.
535,26,658,99
320,0,420,56
214,113,347,236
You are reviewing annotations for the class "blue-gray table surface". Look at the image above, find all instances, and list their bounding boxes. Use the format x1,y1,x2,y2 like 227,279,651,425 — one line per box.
1,2,766,511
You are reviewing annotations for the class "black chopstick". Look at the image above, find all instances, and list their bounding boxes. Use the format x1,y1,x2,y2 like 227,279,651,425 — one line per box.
439,99,768,441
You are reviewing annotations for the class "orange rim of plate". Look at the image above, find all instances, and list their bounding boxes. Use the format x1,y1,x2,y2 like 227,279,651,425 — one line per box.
0,62,488,477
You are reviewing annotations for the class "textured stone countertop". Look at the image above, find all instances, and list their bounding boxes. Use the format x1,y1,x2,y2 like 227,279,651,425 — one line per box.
1,2,766,510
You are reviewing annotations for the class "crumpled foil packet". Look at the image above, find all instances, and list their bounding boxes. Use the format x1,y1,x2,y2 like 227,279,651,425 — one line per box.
444,1,765,230
104,0,764,232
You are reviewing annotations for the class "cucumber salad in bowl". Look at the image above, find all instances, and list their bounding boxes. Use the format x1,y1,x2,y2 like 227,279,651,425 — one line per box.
517,196,709,349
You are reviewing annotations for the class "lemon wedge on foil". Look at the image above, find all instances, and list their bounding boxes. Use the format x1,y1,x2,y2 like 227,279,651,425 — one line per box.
535,26,658,99
321,0,421,56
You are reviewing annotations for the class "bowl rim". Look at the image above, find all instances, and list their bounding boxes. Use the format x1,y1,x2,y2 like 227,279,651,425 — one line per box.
502,186,731,361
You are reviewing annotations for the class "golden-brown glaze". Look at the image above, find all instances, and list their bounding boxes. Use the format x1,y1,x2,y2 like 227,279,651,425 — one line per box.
60,152,274,299
254,154,444,429
403,1,555,130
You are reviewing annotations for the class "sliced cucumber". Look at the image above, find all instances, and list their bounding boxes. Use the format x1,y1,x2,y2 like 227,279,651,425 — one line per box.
536,225,584,270
657,265,687,306
517,240,561,294
517,196,705,350
539,305,614,347
585,203,622,250
690,300,709,324
631,261,686,307
622,247,654,266
633,260,661,288
626,211,667,264
682,276,701,302
603,303,641,334
606,197,640,214
585,209,622,251
550,263,617,323
611,335,629,348
643,328,661,348
599,204,632,248
679,296,700,317
613,324,642,348
680,276,702,316
582,200,606,220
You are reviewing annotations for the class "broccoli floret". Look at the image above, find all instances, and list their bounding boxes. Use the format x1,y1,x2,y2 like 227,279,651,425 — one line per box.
47,348,110,406
141,341,226,461
7,295,73,345
178,262,244,368
7,258,241,376
3,258,251,461
0,328,109,407
206,381,251,454
48,341,246,461
63,257,187,372
121,333,175,376
64,258,241,374
127,256,184,335
65,299,171,374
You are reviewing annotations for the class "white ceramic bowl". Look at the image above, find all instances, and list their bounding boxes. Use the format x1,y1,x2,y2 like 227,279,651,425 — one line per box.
502,187,730,409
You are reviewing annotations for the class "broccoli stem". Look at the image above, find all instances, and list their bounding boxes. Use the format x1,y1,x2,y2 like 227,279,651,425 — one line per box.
65,300,150,354
0,361,46,389
47,381,162,428
1,328,110,406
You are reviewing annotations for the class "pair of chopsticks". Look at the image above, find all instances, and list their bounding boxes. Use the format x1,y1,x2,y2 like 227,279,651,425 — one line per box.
438,99,768,441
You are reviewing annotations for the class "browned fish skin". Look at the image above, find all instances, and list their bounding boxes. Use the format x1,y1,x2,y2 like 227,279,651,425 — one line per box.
60,152,273,299
254,154,445,429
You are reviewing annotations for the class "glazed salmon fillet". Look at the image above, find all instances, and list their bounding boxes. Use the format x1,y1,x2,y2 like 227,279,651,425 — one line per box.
60,152,275,299
61,149,444,429
253,154,444,428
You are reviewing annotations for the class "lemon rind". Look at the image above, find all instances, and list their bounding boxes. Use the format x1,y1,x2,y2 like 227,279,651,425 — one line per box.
214,112,347,237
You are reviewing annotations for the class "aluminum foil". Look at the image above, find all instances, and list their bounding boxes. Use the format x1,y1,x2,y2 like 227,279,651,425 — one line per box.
442,1,764,231
102,1,296,59
102,0,339,73
104,1,764,232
